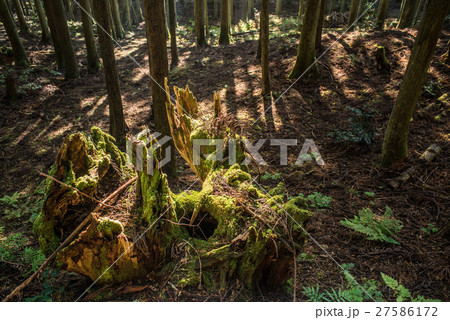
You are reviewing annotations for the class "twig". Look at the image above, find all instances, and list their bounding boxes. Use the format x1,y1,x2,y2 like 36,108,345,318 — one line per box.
2,176,138,302
39,172,117,210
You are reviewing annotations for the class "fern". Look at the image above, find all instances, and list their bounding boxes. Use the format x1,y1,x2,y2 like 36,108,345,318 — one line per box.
302,284,325,302
23,247,46,272
381,273,439,302
341,206,402,244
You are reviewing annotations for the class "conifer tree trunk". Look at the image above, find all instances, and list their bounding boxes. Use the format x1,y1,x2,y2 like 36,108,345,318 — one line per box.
42,0,64,69
80,0,100,72
357,0,365,16
135,0,144,21
276,0,282,15
340,0,346,12
34,0,50,43
92,0,128,144
375,0,389,30
249,0,254,18
288,0,320,79
43,0,79,79
397,0,419,28
110,0,125,38
143,0,177,176
242,0,248,21
195,0,206,45
381,0,450,167
260,0,270,95
66,0,75,21
219,0,230,44
347,0,359,27
297,0,304,31
329,0,335,13
228,0,233,28
11,0,29,33
0,0,29,66
204,0,208,36
168,0,178,65
107,0,118,40
124,0,132,28
412,0,424,27
316,0,326,49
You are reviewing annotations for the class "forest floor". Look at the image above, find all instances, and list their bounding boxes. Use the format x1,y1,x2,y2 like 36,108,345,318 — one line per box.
0,4,449,302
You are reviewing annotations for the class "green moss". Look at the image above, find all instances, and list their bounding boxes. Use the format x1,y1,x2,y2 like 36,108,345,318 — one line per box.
97,218,124,239
268,182,285,196
90,126,126,168
75,175,97,191
33,213,59,255
224,164,251,187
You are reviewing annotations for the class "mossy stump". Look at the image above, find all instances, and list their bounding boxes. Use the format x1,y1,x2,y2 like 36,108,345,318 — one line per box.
375,46,391,73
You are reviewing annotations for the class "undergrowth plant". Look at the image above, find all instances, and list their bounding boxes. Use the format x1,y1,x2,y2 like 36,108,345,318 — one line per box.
340,206,402,244
381,273,439,302
329,105,378,145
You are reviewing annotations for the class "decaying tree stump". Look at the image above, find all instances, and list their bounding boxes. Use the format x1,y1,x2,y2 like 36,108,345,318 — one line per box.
375,46,391,72
33,86,312,291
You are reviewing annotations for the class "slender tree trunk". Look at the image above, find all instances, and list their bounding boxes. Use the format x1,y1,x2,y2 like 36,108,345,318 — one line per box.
43,0,79,79
66,0,75,21
297,0,304,31
288,0,320,79
276,0,281,15
92,0,128,144
260,0,270,95
357,0,365,16
80,0,100,72
316,0,326,49
107,0,118,40
34,0,51,43
340,0,346,12
397,0,419,28
124,0,132,28
168,0,178,65
219,0,230,44
0,0,28,66
204,0,208,36
347,0,359,27
242,0,248,21
412,0,424,27
143,0,177,176
329,0,335,14
249,0,254,18
110,0,125,38
11,0,29,33
135,0,144,21
381,0,450,167
42,0,64,69
228,0,232,28
194,0,206,45
375,0,389,30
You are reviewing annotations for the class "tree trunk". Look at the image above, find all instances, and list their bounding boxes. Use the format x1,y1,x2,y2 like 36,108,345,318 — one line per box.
33,0,50,43
228,0,232,28
347,0,359,28
80,0,100,72
123,0,132,28
340,0,346,12
42,0,64,69
288,0,320,79
195,0,206,45
397,0,419,28
412,0,424,27
260,0,270,95
107,0,118,40
0,0,28,66
143,0,177,176
381,0,450,167
11,0,29,33
316,0,326,49
329,0,335,14
357,0,365,16
110,0,125,38
276,0,281,15
93,0,128,144
219,0,230,44
242,0,248,21
135,0,144,21
249,0,254,18
168,0,178,66
375,0,389,30
65,0,75,21
297,0,304,31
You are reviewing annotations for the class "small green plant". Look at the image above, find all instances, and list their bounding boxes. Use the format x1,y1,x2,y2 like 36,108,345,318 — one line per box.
364,191,375,197
261,172,281,181
340,206,402,244
420,223,439,234
25,269,63,302
23,247,46,272
0,192,20,208
306,192,333,208
329,105,378,145
381,273,439,302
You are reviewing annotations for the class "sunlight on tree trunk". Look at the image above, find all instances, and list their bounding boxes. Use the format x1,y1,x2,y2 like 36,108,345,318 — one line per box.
195,0,206,45
0,0,29,66
261,0,271,95
110,0,125,38
381,0,450,167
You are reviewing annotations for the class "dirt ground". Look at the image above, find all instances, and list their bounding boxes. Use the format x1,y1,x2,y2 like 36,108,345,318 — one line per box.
0,3,449,301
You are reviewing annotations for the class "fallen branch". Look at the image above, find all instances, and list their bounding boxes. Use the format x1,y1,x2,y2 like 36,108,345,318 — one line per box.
2,175,138,302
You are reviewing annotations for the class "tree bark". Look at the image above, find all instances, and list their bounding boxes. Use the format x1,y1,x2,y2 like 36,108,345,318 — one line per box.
124,0,132,28
347,0,359,28
412,0,424,27
65,0,75,21
357,0,365,16
143,0,177,176
288,0,320,79
297,0,304,31
80,0,100,72
316,0,326,49
93,0,128,144
340,0,346,12
375,0,389,30
42,0,64,69
134,0,144,21
110,0,125,38
34,0,51,43
195,0,206,45
381,0,450,167
397,0,419,28
276,0,282,15
219,0,230,44
260,0,270,95
0,0,29,66
43,0,79,79
11,0,29,33
168,0,178,66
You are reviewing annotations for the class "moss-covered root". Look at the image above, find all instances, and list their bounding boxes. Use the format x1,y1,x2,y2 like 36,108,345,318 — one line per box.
57,218,148,283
